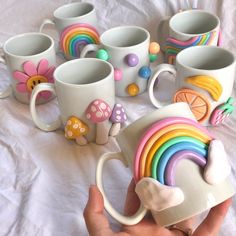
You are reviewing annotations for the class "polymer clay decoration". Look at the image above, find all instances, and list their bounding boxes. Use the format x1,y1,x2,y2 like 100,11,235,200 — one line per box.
86,99,112,145
173,88,211,123
109,103,127,136
185,75,222,101
134,117,231,212
166,31,217,64
64,116,89,145
210,97,234,126
96,42,160,97
60,23,100,59
13,59,55,99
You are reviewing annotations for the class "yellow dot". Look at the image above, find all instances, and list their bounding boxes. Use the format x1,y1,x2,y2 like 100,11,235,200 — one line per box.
149,42,160,54
127,83,139,96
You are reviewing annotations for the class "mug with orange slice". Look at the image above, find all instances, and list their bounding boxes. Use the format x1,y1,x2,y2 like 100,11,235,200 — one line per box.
148,46,235,126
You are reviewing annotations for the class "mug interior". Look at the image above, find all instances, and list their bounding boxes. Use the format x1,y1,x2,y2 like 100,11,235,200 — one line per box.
54,2,94,19
170,10,219,35
4,33,53,57
54,58,113,85
177,46,235,70
100,26,149,48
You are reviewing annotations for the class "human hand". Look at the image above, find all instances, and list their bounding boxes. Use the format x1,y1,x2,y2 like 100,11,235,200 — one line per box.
84,179,232,236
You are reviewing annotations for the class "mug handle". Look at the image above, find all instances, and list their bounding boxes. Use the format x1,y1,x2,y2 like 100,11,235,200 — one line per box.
39,19,56,33
30,83,62,131
80,44,100,58
0,47,12,98
157,16,170,52
148,63,177,108
96,152,148,226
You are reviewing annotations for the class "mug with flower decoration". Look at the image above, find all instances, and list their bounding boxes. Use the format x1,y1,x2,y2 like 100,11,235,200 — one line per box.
0,32,56,104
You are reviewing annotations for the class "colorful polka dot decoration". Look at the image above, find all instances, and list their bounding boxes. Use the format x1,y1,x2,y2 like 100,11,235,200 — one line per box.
60,23,100,58
96,49,109,61
149,42,160,63
125,53,139,67
210,97,234,126
134,117,213,185
166,31,217,64
127,83,140,96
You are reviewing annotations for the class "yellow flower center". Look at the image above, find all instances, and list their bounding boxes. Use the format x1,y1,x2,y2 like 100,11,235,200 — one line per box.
26,75,48,92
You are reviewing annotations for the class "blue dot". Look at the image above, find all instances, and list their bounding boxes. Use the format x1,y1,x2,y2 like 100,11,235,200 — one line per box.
138,66,151,79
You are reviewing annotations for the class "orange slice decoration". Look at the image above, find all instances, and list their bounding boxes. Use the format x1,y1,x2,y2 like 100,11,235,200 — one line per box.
173,88,211,123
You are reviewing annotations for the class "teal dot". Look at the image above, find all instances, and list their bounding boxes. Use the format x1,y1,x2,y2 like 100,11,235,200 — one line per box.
138,66,151,79
149,54,158,62
96,49,109,61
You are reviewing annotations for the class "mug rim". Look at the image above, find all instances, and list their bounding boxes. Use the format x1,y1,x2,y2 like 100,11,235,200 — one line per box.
53,58,114,87
3,32,54,59
53,2,95,20
100,25,150,50
169,9,220,37
176,45,235,71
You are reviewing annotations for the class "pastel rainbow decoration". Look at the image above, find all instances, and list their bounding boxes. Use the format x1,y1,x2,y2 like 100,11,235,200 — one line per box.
134,117,213,185
166,31,217,64
60,23,100,58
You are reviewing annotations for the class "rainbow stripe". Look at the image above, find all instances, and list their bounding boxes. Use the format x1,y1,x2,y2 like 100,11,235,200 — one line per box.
60,23,100,58
134,117,213,185
166,31,217,64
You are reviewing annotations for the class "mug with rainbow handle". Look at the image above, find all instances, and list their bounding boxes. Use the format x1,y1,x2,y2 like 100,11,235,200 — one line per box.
157,9,221,64
96,103,235,227
39,2,100,60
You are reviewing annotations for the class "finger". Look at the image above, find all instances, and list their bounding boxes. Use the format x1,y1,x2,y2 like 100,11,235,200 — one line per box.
123,178,141,216
193,198,232,236
83,185,113,236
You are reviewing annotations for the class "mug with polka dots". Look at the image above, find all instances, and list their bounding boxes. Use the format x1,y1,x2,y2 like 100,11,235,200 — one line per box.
0,32,56,104
30,58,118,145
81,26,160,97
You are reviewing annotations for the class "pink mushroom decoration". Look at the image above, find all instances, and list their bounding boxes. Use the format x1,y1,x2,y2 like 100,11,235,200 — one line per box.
86,99,112,145
109,103,127,136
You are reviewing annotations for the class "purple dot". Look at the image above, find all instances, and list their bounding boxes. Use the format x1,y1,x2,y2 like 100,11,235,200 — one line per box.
114,68,123,81
125,53,139,67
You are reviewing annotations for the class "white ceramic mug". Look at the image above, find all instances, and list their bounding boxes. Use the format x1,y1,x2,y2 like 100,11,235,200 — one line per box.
0,33,56,104
96,102,235,226
30,58,119,145
157,9,221,64
40,2,99,60
148,46,235,126
81,26,160,97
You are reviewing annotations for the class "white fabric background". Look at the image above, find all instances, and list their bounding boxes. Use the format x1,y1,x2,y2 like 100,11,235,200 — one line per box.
0,0,235,235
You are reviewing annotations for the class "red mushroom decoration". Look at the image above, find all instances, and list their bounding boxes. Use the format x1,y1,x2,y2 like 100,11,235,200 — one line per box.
109,103,127,136
86,99,112,145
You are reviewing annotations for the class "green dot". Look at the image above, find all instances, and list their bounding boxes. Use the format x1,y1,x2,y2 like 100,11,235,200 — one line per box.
96,49,109,61
149,54,157,62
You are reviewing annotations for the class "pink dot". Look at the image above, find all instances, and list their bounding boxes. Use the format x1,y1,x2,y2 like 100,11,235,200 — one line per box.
114,68,123,81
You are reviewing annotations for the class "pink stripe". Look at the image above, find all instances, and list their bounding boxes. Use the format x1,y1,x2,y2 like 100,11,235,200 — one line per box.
167,36,199,46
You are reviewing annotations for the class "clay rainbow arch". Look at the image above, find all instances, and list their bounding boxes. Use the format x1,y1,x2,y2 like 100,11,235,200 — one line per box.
60,23,100,58
165,31,217,64
134,117,213,186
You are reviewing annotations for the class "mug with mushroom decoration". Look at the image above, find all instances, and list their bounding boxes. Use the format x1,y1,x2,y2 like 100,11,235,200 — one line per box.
96,102,235,227
30,58,126,145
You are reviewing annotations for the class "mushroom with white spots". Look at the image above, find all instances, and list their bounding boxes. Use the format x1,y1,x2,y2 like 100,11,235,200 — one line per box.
65,116,89,146
86,99,112,145
109,103,127,136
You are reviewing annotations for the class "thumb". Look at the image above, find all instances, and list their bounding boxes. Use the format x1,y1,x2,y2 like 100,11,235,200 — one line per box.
84,185,113,236
193,198,232,236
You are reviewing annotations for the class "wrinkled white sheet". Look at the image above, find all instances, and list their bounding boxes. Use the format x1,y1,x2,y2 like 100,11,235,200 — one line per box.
0,0,236,235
